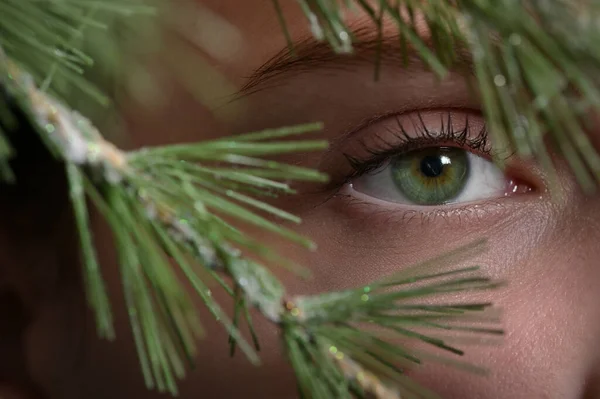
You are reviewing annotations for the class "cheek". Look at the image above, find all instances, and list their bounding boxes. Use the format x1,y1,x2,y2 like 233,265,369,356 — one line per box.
279,192,544,292
428,235,600,399
275,186,600,398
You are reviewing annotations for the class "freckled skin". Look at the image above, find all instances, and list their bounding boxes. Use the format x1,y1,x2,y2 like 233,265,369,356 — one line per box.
2,1,600,398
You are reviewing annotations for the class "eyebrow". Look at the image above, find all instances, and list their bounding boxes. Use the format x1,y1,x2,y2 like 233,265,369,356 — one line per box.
239,25,475,97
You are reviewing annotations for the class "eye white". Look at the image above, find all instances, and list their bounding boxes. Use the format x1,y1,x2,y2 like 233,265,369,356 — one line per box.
351,151,507,206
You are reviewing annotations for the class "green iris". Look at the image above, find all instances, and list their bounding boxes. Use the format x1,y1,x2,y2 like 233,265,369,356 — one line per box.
390,147,470,205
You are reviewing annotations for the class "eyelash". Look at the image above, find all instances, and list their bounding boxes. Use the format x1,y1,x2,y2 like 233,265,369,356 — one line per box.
342,111,491,179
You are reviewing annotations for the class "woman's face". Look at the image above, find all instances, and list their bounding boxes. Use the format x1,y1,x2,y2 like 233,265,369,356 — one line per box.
5,1,600,398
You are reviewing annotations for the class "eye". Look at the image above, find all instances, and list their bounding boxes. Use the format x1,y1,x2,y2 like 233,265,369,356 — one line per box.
350,146,526,206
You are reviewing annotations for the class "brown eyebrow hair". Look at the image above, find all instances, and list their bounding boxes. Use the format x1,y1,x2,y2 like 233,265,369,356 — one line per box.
238,24,475,97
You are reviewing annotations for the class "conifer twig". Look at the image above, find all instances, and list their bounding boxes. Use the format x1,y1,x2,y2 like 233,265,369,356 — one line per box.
294,0,600,191
8,1,600,398
1,49,501,397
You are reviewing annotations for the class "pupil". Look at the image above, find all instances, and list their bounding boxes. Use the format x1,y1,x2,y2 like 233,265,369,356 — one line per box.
420,155,445,178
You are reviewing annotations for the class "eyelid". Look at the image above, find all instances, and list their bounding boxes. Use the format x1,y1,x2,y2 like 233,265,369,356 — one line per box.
340,110,495,178
333,187,520,229
320,109,547,196
315,109,546,203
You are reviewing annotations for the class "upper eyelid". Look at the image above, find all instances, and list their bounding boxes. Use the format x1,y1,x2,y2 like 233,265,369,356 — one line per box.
325,108,486,158
341,110,493,176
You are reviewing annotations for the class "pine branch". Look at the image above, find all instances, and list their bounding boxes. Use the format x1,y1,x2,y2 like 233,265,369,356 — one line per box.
1,49,502,396
5,1,599,398
0,0,154,105
294,0,600,192
280,241,502,399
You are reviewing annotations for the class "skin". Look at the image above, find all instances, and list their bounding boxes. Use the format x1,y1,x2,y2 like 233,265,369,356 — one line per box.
2,1,600,398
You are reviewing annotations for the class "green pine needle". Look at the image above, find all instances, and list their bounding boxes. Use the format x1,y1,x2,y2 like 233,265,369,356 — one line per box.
4,1,600,398
66,162,115,339
297,0,600,192
282,242,501,399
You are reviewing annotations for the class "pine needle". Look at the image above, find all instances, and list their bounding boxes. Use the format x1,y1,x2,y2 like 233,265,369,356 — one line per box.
3,1,600,398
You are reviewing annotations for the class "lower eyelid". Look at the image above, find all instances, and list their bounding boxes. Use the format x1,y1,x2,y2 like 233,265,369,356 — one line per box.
342,183,494,211
331,189,534,232
340,180,540,214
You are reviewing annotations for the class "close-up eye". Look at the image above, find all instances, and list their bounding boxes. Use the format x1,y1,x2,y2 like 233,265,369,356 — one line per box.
7,1,600,399
351,147,521,206
339,112,533,208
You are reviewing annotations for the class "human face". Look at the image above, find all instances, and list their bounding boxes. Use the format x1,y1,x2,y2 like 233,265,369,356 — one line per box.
4,1,600,398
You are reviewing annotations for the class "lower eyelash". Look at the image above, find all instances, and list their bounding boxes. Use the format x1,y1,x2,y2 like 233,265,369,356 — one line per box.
343,111,491,178
333,190,510,228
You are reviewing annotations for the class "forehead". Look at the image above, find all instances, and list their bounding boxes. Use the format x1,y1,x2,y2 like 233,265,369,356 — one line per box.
196,1,390,80
197,1,310,76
